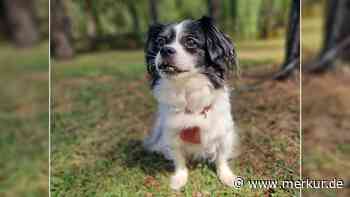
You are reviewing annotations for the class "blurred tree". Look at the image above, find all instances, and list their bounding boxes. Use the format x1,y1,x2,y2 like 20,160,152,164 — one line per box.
2,0,39,47
50,0,291,51
308,0,350,72
236,0,262,39
275,0,300,79
208,0,221,22
337,0,350,60
0,1,10,38
127,0,141,41
321,0,342,63
175,0,183,9
259,0,274,38
149,0,158,24
229,0,237,26
259,0,290,39
51,0,74,59
85,0,102,49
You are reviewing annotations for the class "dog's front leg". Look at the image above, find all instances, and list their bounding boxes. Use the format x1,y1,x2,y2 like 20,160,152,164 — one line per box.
215,132,237,187
216,155,236,187
170,149,188,190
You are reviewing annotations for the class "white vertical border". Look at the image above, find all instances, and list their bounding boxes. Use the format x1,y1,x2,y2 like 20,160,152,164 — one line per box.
299,0,303,196
48,0,51,196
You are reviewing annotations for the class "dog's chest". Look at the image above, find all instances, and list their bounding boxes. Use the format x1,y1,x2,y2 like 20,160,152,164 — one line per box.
162,102,224,151
154,74,213,110
155,74,228,147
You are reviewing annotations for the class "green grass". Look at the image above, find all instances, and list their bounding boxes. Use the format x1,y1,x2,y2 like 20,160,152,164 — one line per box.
52,36,300,196
0,42,48,197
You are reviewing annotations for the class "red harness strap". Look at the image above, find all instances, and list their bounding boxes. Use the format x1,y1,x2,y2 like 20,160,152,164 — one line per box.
180,105,212,144
185,104,212,117
200,105,212,118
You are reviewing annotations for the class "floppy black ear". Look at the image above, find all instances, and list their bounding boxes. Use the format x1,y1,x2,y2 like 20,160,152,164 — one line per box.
198,16,237,79
145,23,164,88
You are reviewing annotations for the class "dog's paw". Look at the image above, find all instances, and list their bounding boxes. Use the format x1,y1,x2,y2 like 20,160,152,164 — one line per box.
218,166,236,187
170,169,188,190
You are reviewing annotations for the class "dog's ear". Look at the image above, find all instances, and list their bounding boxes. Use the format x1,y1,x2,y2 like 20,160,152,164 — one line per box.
145,23,165,87
198,16,237,79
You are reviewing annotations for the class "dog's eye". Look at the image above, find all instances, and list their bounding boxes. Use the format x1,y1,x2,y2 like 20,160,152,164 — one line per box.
156,37,166,47
185,37,197,48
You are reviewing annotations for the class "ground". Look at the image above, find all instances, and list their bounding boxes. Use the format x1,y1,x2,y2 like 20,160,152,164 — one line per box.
51,35,300,196
302,67,350,197
0,43,48,197
301,16,350,197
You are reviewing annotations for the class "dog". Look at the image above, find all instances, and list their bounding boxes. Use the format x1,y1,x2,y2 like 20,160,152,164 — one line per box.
143,16,239,190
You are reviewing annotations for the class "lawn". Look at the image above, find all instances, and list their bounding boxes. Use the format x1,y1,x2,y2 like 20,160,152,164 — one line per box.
0,42,49,197
52,37,300,196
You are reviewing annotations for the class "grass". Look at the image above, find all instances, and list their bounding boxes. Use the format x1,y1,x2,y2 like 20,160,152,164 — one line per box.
52,33,300,196
0,42,49,196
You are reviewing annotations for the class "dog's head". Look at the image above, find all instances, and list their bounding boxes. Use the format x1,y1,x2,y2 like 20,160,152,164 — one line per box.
145,16,237,88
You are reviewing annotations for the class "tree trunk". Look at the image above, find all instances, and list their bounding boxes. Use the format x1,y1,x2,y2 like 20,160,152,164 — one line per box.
337,0,350,61
321,0,343,61
284,0,300,66
229,0,237,27
51,0,74,60
275,0,300,80
86,0,97,40
3,0,39,47
176,0,183,10
208,0,221,23
0,1,10,38
127,2,141,38
0,17,7,38
308,0,349,72
85,0,102,50
149,0,158,24
259,0,274,39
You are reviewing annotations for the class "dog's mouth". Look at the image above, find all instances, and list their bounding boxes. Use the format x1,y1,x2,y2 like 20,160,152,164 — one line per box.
159,63,189,75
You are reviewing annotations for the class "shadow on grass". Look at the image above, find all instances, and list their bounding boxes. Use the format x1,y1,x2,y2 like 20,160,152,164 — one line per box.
117,139,218,176
117,139,174,176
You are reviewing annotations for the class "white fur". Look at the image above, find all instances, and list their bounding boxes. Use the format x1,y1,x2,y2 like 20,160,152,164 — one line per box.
144,22,239,190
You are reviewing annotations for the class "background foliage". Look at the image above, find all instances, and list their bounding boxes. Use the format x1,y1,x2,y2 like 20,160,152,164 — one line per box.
65,0,291,48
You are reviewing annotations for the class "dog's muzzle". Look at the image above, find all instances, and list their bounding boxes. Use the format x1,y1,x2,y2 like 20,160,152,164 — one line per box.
157,46,189,75
160,46,176,57
158,63,188,74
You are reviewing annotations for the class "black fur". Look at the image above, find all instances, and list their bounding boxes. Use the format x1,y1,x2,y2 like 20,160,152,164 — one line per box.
197,16,237,88
145,23,165,87
145,16,237,89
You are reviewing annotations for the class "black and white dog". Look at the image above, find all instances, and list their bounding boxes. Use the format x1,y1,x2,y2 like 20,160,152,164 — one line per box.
143,16,239,190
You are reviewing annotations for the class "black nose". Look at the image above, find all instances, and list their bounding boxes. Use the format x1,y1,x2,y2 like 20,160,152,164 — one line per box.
160,47,176,57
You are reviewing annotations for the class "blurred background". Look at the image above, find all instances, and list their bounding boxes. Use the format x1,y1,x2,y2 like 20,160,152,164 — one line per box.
51,0,292,59
0,0,48,196
52,0,301,196
1,0,348,196
302,0,350,196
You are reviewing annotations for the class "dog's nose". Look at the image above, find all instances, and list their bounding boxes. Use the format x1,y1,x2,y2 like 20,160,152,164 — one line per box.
160,47,176,57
